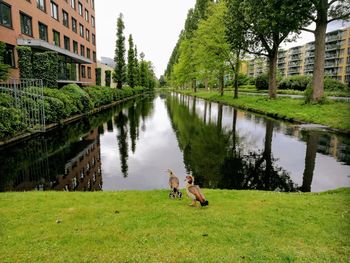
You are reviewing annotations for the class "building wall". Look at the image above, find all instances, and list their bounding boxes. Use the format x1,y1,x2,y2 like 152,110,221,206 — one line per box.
247,26,350,84
0,0,97,85
97,61,117,88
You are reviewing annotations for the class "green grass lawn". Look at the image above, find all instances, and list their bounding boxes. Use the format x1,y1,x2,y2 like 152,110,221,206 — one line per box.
0,189,349,262
178,90,350,133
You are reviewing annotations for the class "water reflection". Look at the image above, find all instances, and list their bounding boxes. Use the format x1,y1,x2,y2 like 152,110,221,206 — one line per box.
0,93,349,192
166,93,350,192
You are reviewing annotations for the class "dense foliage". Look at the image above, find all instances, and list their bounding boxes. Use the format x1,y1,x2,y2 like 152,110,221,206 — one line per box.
113,13,126,89
105,70,111,87
0,42,10,81
96,68,102,86
255,74,269,90
16,46,33,79
0,84,145,140
278,75,312,91
33,52,59,88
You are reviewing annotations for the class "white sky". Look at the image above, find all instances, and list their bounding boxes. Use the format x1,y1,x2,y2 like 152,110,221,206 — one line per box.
95,1,349,78
96,0,196,78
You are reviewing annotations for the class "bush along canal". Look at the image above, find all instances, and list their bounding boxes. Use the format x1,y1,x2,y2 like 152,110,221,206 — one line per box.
0,92,349,192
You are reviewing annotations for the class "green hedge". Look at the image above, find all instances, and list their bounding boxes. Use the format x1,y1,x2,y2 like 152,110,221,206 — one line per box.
105,70,111,87
255,74,269,90
33,52,58,88
0,42,10,81
278,75,312,91
16,46,33,79
0,85,144,140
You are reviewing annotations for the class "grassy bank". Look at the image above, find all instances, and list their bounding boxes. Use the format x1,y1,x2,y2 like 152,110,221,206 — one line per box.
177,90,350,133
0,189,349,262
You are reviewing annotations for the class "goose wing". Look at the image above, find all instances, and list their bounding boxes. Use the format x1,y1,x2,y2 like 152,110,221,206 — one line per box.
188,185,205,203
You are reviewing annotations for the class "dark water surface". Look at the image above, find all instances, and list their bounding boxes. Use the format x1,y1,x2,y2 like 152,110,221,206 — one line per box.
0,93,349,192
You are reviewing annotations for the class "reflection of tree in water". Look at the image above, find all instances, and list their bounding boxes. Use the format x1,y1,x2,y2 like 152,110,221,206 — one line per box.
166,95,298,192
128,102,137,153
115,111,129,178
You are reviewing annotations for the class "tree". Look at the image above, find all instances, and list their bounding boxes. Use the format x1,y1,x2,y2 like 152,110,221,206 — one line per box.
0,42,10,81
127,35,135,88
159,75,167,87
225,0,311,98
192,1,236,96
139,52,147,87
302,0,350,102
133,46,140,86
113,13,126,89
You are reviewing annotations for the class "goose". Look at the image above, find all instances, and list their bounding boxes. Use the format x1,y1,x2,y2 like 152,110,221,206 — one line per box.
185,175,209,207
167,169,182,198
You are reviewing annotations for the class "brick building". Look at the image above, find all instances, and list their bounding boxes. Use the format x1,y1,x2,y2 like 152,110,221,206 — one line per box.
0,0,97,85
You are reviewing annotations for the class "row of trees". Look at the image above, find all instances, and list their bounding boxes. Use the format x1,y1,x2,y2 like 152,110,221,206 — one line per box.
165,0,350,102
114,14,158,90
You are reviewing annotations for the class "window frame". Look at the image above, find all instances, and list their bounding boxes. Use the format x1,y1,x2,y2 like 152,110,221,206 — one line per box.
38,22,48,41
62,9,69,28
20,12,33,36
50,1,59,21
53,29,60,47
72,17,77,33
64,36,70,51
36,0,46,12
0,2,13,28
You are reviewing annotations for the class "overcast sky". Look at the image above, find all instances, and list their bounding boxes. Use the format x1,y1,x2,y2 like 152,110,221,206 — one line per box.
95,1,349,78
96,0,196,78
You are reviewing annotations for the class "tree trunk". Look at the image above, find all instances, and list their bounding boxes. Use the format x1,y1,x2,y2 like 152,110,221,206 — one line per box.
192,79,197,93
220,72,224,96
268,50,278,99
311,4,327,102
234,50,240,99
205,78,209,91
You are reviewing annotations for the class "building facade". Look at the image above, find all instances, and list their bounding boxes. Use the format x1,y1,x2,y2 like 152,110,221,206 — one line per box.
248,26,350,84
97,60,117,88
0,0,97,85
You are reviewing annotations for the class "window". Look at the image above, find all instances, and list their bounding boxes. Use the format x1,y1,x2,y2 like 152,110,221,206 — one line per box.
80,44,85,57
86,29,90,41
0,2,12,28
78,2,83,16
70,0,76,9
64,36,70,50
91,16,95,27
91,0,94,10
53,30,60,47
84,9,89,21
73,41,78,54
62,10,69,27
93,51,96,62
72,17,77,33
87,67,91,79
3,44,15,67
36,0,46,12
79,23,84,37
86,48,90,59
38,22,48,41
51,2,58,20
81,65,86,78
92,33,95,45
20,13,32,36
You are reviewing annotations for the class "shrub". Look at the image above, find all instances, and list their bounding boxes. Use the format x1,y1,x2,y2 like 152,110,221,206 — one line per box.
324,77,348,92
84,86,114,107
255,74,269,90
0,106,27,139
16,46,32,79
278,75,312,91
61,84,93,113
0,93,14,107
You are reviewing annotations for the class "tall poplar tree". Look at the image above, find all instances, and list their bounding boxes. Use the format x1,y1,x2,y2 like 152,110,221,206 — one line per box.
127,34,135,88
134,45,140,86
113,13,126,89
139,52,147,87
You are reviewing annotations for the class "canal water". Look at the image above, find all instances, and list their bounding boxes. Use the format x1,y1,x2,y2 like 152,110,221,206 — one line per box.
0,93,349,192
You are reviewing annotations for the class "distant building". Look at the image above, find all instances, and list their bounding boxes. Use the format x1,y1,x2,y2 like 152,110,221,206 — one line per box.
97,60,117,88
247,26,350,84
0,0,97,85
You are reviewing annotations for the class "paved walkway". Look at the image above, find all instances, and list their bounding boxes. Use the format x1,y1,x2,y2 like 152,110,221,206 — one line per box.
240,92,350,102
